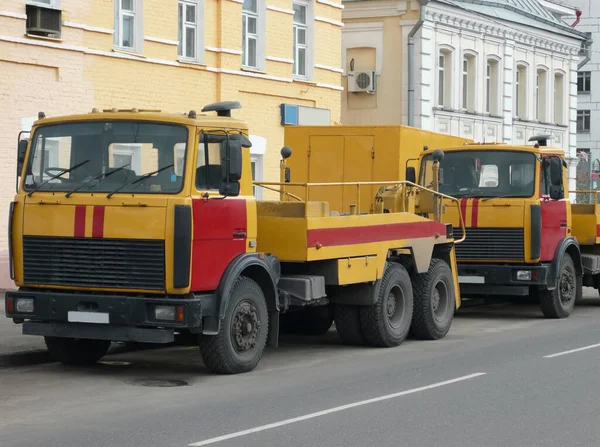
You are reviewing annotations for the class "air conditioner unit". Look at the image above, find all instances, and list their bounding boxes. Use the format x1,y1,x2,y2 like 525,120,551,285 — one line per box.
348,71,376,93
26,5,61,37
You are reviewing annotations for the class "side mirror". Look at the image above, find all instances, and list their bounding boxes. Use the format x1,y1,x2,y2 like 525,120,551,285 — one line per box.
406,167,416,184
218,134,246,197
550,157,562,187
17,139,28,175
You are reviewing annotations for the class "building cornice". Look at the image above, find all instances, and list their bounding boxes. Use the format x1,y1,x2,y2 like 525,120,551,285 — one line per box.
342,0,407,20
426,9,581,56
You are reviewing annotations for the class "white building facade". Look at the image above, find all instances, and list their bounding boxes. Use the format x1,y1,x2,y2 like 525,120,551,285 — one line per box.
416,0,588,191
341,0,590,191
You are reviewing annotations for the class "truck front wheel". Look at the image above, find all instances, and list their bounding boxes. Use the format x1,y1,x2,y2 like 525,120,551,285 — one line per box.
410,258,455,340
199,276,269,374
540,253,576,319
44,337,111,366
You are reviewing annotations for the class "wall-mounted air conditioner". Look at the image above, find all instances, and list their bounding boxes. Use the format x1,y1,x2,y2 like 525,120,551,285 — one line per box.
347,71,376,93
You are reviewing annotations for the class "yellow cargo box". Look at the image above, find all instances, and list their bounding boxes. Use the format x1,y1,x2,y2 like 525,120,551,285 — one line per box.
282,125,472,214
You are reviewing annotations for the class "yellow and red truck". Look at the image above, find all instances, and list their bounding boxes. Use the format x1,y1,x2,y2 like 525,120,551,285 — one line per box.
414,135,596,319
5,102,465,374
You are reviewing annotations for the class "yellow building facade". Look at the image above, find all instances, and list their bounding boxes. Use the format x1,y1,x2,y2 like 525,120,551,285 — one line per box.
0,0,343,288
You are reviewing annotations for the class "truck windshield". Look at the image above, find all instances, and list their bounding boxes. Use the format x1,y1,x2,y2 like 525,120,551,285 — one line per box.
419,150,536,199
23,121,189,195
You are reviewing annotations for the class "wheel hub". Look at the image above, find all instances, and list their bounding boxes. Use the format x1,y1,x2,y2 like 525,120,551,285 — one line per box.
231,301,261,353
387,292,397,318
432,288,441,312
560,270,574,304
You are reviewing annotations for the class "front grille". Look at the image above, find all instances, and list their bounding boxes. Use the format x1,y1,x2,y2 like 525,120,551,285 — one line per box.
23,236,165,290
453,227,524,261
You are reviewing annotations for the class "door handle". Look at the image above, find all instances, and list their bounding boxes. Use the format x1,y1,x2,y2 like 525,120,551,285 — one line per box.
233,231,247,238
560,220,567,228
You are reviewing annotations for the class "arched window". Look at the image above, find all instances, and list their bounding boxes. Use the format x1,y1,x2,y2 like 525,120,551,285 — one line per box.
486,57,501,115
462,52,476,111
515,63,528,119
438,48,453,108
536,66,548,122
554,71,565,125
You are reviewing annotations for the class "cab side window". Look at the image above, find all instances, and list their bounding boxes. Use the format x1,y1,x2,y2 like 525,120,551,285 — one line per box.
540,156,561,198
195,138,222,191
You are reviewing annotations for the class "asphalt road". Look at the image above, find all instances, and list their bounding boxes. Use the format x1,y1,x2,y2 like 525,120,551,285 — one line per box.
3,293,600,447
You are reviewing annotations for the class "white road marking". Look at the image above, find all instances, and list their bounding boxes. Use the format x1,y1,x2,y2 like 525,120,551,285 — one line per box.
188,372,487,446
543,342,600,359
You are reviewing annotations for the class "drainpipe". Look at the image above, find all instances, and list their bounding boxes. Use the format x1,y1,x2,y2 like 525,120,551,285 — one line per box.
578,35,593,70
407,0,430,127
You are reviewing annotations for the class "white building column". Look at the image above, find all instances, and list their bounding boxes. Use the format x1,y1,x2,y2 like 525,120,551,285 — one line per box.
503,37,515,143
419,21,436,131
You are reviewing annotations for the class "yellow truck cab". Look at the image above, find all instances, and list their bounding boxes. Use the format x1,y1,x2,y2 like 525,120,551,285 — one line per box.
6,102,465,374
415,135,587,319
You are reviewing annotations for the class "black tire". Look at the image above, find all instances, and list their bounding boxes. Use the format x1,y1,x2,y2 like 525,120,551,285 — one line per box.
540,253,576,319
410,258,455,340
359,263,414,347
334,304,366,345
199,276,268,374
44,337,111,366
280,306,333,336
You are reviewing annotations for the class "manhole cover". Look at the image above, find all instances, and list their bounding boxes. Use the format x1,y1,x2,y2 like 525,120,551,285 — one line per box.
126,379,189,387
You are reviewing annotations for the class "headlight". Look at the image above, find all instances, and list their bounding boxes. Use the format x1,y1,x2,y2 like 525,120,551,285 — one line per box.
154,305,176,321
15,298,34,313
516,270,532,281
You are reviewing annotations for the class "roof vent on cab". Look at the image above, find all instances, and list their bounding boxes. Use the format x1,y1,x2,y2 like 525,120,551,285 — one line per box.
201,101,242,117
529,134,552,148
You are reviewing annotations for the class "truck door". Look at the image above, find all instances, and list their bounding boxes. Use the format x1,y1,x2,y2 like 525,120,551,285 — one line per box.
539,155,568,262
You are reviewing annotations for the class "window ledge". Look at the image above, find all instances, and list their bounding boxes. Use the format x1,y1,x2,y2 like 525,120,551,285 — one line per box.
293,78,316,86
241,66,265,74
178,58,206,67
113,47,146,59
25,33,62,42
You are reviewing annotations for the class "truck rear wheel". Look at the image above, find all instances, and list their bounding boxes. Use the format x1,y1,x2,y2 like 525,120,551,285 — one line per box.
540,253,576,319
199,276,268,374
410,258,455,340
334,305,366,345
44,337,111,366
360,263,414,347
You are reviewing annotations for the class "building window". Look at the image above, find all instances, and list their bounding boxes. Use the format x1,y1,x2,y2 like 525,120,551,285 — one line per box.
114,0,142,52
293,1,311,79
438,49,452,108
486,58,500,115
462,54,476,112
535,68,548,122
515,64,527,119
243,0,258,67
251,155,263,199
178,0,203,62
578,71,591,93
109,144,142,174
554,71,565,125
577,110,591,132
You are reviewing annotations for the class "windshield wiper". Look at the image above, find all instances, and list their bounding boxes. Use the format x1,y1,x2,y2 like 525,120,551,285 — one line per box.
65,164,131,198
27,160,90,197
106,164,174,198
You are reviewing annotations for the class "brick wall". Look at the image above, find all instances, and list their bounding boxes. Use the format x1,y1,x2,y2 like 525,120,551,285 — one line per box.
0,0,342,289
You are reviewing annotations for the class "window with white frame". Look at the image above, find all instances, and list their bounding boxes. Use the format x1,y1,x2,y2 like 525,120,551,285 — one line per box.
485,59,500,115
438,49,452,108
250,155,263,199
515,64,527,119
462,54,476,112
554,71,565,125
178,0,203,61
293,1,309,78
536,68,548,122
578,71,591,93
114,0,142,52
243,0,258,68
26,0,60,8
577,110,591,132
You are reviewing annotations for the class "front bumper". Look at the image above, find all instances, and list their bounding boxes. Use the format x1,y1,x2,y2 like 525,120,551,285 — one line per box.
5,289,211,344
457,263,549,297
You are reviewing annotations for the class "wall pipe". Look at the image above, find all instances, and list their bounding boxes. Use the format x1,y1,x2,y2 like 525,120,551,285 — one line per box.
407,0,430,127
